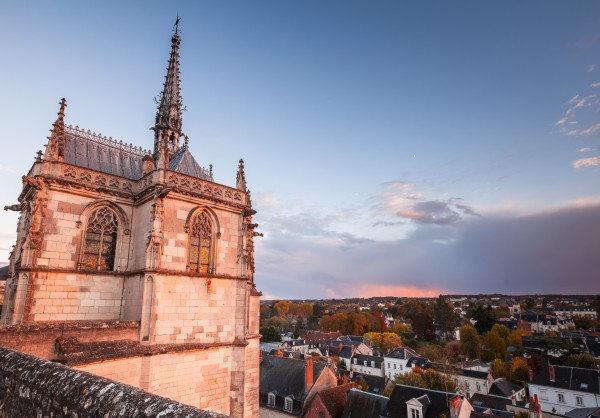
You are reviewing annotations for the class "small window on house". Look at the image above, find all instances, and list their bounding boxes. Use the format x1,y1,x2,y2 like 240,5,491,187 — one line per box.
576,396,583,406
364,361,367,366
268,392,276,407
82,207,119,270
319,413,325,418
284,397,293,413
371,361,375,368
411,408,420,418
540,390,548,401
353,358,357,364
557,393,565,403
476,382,481,392
388,362,390,368
394,364,397,369
399,365,402,370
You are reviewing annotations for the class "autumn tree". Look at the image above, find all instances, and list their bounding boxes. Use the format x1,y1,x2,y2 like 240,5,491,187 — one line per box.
510,357,530,383
459,324,481,360
297,302,314,317
320,312,347,332
491,358,508,379
484,330,507,360
342,312,368,335
423,369,457,392
364,332,382,349
493,306,511,319
380,332,402,354
444,341,461,363
393,323,410,335
508,329,524,349
490,324,510,343
274,300,291,317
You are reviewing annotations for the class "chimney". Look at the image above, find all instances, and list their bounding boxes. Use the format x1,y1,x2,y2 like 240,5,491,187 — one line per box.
342,374,348,385
511,395,516,406
277,346,283,358
449,395,462,418
529,368,534,382
549,365,555,383
529,394,542,418
305,357,314,392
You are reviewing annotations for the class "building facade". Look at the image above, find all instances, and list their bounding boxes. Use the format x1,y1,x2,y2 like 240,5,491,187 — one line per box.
0,21,261,418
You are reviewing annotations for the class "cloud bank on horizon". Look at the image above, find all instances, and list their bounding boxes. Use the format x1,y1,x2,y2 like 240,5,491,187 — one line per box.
255,195,600,299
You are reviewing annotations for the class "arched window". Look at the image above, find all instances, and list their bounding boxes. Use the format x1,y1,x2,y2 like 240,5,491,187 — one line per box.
189,211,213,273
82,207,118,270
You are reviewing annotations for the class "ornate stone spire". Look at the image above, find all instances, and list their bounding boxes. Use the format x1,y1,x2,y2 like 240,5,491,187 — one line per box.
45,98,67,162
154,17,184,168
236,158,247,191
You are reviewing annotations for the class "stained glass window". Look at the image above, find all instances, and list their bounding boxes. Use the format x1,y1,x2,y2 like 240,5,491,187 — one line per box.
83,207,118,270
189,212,212,273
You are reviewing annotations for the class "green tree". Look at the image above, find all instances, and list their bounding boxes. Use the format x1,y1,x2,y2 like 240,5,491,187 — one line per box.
472,306,495,335
413,313,436,341
565,354,598,369
459,324,480,360
490,324,510,343
433,296,458,340
260,326,281,342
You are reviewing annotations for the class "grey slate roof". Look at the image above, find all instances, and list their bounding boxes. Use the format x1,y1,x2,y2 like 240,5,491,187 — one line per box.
353,354,384,368
259,355,328,401
385,348,418,360
63,126,213,181
382,384,459,418
341,389,388,418
469,393,527,411
351,372,388,395
531,365,600,394
489,378,523,398
64,128,145,180
169,147,212,180
565,407,600,418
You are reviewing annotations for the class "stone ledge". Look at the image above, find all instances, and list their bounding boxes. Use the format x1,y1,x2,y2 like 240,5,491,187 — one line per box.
0,347,228,417
60,338,250,366
0,320,139,332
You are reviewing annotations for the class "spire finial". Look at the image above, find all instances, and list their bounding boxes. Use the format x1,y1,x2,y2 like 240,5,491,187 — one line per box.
154,20,184,165
44,98,67,162
236,158,247,191
174,15,181,36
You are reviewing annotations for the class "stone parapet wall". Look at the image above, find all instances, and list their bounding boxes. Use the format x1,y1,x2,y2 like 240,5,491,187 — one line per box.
0,347,226,418
0,320,139,360
76,345,235,415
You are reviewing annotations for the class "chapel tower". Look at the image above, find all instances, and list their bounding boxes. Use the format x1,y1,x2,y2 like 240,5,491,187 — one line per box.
0,20,261,418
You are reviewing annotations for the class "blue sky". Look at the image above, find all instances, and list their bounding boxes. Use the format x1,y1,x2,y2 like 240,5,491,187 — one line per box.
1,1,599,298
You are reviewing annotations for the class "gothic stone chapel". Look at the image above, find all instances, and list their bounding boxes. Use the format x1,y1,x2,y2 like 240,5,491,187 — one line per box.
0,21,261,418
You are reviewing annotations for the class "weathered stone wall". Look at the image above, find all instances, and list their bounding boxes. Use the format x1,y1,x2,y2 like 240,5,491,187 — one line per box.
23,271,125,322
150,275,246,344
0,321,139,360
76,346,235,415
0,347,226,418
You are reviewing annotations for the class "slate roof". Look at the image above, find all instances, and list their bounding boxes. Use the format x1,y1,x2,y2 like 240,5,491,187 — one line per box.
63,126,213,181
406,356,429,369
64,128,145,180
382,384,459,418
351,372,388,395
489,378,523,398
339,346,354,359
385,348,418,360
341,389,388,418
259,355,327,401
565,407,600,418
353,354,384,368
531,365,600,394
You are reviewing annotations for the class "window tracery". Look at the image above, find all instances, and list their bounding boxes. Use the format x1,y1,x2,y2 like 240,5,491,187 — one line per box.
189,211,213,273
82,207,118,270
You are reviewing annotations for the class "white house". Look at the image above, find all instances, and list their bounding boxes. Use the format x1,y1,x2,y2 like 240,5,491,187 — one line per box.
528,365,600,415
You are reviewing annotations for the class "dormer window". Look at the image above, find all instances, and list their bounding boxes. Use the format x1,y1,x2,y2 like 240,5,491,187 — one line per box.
410,408,420,418
353,358,357,364
284,396,294,413
371,361,375,367
268,392,276,407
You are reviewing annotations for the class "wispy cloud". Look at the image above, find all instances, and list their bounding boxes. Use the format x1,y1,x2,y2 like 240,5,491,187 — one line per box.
0,164,16,174
587,64,597,73
578,147,594,153
591,82,600,88
371,182,479,227
573,156,600,169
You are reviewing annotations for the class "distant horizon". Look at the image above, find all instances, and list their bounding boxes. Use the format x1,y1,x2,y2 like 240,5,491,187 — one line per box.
1,1,599,298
